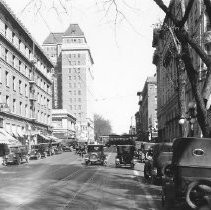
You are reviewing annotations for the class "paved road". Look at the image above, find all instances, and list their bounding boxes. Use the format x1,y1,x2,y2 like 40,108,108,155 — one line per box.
0,148,162,210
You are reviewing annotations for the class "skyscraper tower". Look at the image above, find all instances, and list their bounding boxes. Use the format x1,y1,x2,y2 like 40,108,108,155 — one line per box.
43,24,94,142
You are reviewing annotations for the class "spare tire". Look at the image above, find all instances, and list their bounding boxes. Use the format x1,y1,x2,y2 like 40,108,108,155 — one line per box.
186,180,211,209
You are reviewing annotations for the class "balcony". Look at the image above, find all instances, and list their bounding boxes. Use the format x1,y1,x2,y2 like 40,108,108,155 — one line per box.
203,30,211,46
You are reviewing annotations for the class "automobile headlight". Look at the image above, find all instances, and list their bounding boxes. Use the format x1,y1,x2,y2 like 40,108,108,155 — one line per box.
116,158,120,162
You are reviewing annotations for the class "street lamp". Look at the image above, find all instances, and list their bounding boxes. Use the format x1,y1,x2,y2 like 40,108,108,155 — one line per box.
179,102,197,137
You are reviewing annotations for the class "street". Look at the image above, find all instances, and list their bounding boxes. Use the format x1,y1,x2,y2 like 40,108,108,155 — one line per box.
0,148,162,210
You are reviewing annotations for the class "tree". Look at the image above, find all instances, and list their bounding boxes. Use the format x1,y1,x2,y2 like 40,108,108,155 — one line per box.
21,0,211,136
94,114,112,140
152,0,211,137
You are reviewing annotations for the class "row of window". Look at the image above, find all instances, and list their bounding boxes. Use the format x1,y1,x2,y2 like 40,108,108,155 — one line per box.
70,98,82,103
4,70,51,105
0,17,51,78
70,105,82,110
63,38,85,44
69,90,82,96
69,75,81,80
69,83,82,88
69,68,81,74
0,44,51,94
4,94,50,124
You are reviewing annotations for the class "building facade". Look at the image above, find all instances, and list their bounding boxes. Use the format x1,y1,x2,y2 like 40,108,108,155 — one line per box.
137,75,158,141
0,0,54,145
52,109,76,141
43,24,94,142
153,0,209,141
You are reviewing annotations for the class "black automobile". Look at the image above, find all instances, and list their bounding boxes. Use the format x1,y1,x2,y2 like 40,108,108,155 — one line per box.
144,142,173,184
30,143,49,159
3,145,29,165
115,145,135,169
84,144,106,165
162,137,211,209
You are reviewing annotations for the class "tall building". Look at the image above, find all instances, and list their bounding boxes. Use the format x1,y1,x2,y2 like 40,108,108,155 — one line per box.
43,24,94,142
137,75,158,141
153,0,209,141
0,0,54,146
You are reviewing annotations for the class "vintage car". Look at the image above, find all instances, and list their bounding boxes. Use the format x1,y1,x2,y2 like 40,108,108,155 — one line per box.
30,143,49,159
144,142,173,183
3,145,29,165
162,137,211,209
62,144,73,152
84,144,106,165
115,145,135,169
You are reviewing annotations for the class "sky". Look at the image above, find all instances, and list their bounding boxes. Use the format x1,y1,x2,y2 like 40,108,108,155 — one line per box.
4,0,168,134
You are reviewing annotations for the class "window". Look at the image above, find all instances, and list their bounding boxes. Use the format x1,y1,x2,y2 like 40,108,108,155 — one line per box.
6,95,9,107
74,90,76,95
70,105,72,110
12,76,15,90
25,84,28,97
78,90,81,95
13,99,16,113
69,68,71,73
78,105,81,110
19,80,22,94
70,98,72,102
20,102,22,115
69,76,71,80
69,83,72,88
74,83,76,88
78,98,81,102
5,71,9,86
69,91,72,95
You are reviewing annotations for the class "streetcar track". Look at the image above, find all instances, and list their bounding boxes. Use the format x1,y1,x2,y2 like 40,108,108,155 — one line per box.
63,152,113,209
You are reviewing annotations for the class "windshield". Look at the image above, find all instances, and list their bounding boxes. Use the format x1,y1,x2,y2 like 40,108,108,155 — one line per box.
87,145,103,152
117,146,134,154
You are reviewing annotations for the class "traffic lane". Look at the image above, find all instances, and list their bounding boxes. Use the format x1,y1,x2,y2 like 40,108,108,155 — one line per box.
0,151,86,209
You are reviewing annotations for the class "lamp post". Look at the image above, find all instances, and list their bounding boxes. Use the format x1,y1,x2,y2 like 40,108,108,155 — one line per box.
179,102,197,137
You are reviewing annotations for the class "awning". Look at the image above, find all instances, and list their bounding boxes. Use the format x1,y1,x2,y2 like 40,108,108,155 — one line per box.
17,129,24,138
0,128,21,146
0,132,10,144
12,126,19,138
37,134,51,141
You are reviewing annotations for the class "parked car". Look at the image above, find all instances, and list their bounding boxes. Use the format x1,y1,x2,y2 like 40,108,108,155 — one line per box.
3,145,29,165
144,142,173,184
62,144,72,152
115,145,135,169
30,143,48,159
84,144,107,165
162,137,211,209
